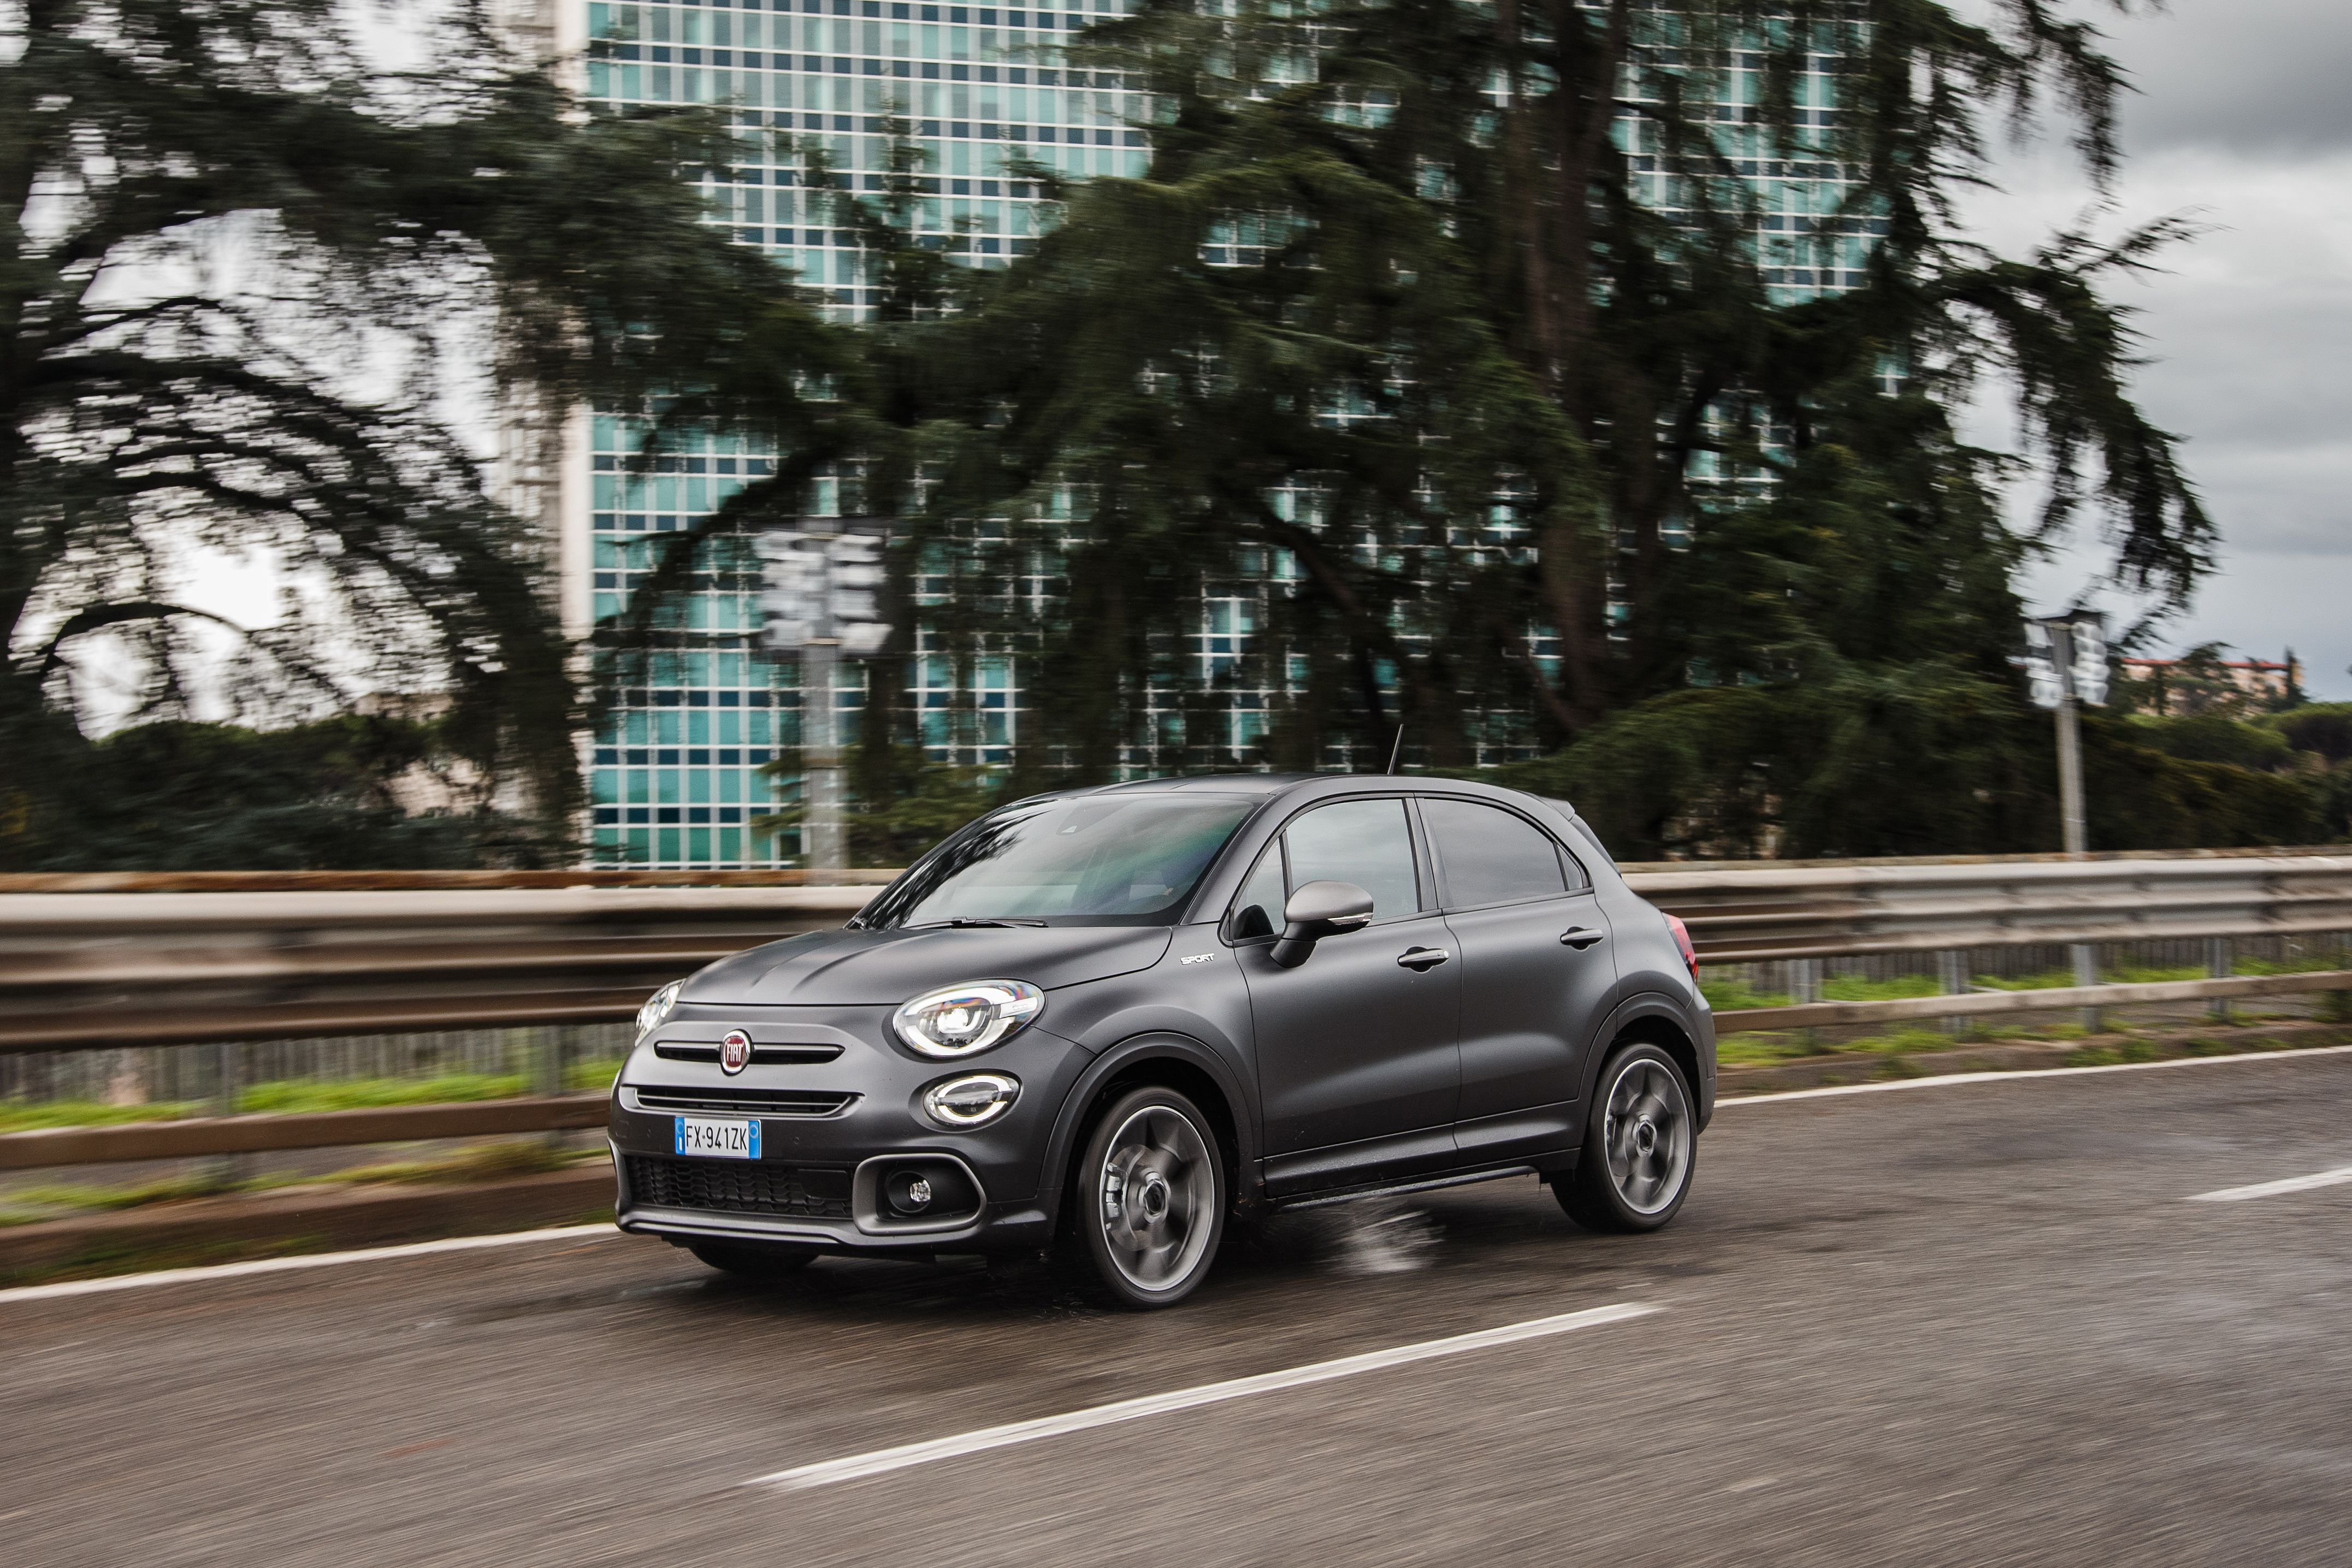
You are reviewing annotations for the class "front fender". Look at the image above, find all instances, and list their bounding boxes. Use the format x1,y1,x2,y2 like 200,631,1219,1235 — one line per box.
1033,1031,1262,1234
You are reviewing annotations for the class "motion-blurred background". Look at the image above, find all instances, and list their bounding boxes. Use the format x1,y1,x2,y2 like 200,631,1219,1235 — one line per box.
6,0,2348,878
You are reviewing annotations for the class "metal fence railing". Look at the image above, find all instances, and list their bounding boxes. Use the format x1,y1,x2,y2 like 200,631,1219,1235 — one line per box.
3,848,2348,1170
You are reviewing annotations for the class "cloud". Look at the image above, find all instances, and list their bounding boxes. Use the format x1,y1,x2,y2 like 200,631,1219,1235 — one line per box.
2103,0,2352,160
1951,5,2352,693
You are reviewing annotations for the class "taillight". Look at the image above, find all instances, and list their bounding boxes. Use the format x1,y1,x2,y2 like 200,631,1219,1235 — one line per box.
1664,914,1699,980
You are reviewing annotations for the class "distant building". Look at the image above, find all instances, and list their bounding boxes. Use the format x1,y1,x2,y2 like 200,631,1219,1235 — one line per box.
2120,654,2301,717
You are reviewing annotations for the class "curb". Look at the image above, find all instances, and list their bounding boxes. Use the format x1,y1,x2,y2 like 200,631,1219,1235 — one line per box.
0,1164,614,1283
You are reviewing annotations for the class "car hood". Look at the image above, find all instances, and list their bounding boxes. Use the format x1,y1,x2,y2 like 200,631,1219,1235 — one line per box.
685,924,1177,1006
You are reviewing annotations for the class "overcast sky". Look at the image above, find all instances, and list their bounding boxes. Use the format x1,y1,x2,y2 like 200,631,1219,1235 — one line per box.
1958,0,2352,695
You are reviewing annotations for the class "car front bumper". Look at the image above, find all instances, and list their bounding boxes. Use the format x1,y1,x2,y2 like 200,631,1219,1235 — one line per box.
608,1002,1091,1256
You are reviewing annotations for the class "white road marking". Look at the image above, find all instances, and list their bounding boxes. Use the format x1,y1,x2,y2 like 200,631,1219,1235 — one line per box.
0,1224,619,1306
1722,1042,2352,1105
743,1301,1661,1491
2186,1165,2352,1203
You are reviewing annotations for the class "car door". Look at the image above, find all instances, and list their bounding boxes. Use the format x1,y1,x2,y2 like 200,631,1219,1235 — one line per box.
1230,796,1462,1196
1417,795,1617,1166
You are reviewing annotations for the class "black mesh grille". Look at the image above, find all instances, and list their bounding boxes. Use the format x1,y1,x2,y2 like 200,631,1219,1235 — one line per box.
625,1157,852,1218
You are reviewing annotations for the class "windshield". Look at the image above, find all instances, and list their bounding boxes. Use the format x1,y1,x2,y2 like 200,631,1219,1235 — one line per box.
865,795,1256,928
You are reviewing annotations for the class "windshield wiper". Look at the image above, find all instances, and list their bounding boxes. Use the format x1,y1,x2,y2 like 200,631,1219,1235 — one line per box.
903,917,1049,930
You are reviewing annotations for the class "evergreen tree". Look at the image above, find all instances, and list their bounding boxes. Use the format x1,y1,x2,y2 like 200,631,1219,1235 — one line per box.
1,0,822,866
744,0,2224,854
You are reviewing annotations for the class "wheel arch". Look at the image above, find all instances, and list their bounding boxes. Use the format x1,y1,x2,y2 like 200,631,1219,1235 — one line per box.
1037,1033,1257,1233
1582,994,1711,1132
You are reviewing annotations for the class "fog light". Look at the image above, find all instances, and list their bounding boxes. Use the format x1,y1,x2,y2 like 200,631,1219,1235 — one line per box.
887,1170,934,1214
920,1072,1021,1131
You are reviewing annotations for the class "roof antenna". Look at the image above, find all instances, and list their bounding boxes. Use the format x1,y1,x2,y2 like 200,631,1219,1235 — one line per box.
1385,724,1405,775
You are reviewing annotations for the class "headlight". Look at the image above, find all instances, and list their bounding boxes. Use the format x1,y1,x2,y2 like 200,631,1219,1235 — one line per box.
893,980,1044,1058
920,1073,1021,1129
635,980,683,1040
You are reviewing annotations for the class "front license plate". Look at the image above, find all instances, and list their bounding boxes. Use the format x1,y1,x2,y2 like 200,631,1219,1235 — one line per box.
675,1116,760,1159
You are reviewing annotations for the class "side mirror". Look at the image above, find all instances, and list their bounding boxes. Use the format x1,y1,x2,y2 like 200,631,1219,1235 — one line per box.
1269,880,1375,969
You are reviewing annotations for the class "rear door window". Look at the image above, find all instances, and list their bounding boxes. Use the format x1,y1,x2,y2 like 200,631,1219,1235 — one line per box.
1421,798,1573,909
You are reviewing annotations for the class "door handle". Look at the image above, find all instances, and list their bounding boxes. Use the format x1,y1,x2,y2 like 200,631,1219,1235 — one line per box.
1397,946,1452,971
1558,927,1606,949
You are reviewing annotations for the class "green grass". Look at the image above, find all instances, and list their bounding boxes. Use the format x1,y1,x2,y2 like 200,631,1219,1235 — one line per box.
0,1059,626,1134
0,1139,605,1226
2063,1038,2166,1067
0,1173,239,1226
1699,977,1791,1011
0,1100,198,1134
2233,954,2352,976
321,1138,594,1186
1822,975,1943,1002
1714,1031,1812,1067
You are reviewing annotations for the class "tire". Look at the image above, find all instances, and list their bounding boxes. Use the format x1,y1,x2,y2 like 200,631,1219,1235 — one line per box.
1071,1085,1228,1310
688,1240,819,1279
1558,1041,1697,1233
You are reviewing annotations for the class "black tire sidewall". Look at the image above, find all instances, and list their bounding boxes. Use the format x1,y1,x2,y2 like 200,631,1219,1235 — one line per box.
1568,1042,1697,1233
1074,1086,1227,1310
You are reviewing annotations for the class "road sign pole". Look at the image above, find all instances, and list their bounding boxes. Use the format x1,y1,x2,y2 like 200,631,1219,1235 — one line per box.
2047,621,2101,1029
803,637,844,875
760,516,890,879
2055,683,2088,857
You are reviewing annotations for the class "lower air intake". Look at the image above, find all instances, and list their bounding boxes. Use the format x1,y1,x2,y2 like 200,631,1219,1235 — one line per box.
625,1157,853,1218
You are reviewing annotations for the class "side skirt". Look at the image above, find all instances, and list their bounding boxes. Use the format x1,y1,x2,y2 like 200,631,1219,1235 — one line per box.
1269,1159,1568,1212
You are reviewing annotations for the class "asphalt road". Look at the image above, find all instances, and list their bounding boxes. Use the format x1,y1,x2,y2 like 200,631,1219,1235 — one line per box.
7,1052,2351,1567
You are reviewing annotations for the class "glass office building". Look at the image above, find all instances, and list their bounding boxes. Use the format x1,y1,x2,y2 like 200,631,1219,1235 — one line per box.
547,0,1864,867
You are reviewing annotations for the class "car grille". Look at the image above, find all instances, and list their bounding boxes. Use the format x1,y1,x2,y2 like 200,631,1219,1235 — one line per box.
625,1156,853,1218
629,1086,857,1116
654,1043,842,1066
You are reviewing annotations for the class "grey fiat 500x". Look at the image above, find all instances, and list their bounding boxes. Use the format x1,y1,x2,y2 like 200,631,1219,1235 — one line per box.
610,773,1713,1308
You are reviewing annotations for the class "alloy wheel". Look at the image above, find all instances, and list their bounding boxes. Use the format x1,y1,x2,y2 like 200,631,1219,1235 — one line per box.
1601,1055,1692,1215
1096,1103,1218,1291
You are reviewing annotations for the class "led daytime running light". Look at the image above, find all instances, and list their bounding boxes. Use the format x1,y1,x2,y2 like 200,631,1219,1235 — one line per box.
893,980,1044,1058
921,1073,1022,1129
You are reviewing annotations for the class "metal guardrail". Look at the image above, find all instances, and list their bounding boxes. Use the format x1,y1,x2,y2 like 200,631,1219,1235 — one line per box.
1634,852,2352,963
0,1096,607,1170
0,886,874,1052
5,851,2351,1051
3,850,2349,1173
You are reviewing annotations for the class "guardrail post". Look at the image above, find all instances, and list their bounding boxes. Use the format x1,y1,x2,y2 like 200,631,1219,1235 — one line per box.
2333,932,2352,1025
209,1041,248,1187
2071,943,2101,1035
534,1026,566,1148
1790,958,1822,1050
1939,950,1970,1037
2206,937,2233,1022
